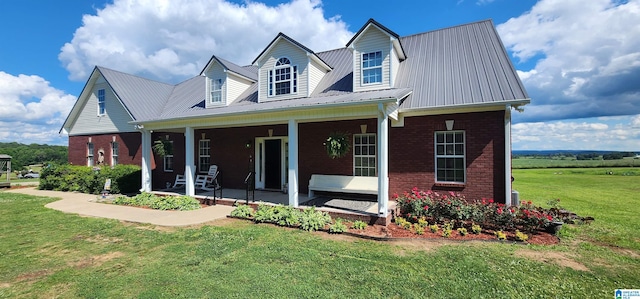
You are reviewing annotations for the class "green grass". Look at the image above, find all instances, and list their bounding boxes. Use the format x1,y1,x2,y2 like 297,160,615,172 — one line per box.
513,156,640,169
1,169,639,298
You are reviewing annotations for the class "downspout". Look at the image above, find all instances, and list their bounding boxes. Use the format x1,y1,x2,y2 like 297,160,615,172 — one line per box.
504,105,512,206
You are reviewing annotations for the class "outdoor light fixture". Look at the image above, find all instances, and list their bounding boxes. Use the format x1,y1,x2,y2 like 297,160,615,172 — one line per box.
245,140,252,149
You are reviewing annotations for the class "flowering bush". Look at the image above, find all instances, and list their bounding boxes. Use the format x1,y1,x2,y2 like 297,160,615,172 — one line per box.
395,187,559,232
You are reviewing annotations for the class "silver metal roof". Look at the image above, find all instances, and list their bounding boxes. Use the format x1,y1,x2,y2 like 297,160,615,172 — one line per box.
87,19,528,125
97,67,175,120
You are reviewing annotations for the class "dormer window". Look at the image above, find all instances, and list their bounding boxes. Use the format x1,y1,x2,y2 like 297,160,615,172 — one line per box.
210,78,223,104
269,57,297,96
362,51,382,85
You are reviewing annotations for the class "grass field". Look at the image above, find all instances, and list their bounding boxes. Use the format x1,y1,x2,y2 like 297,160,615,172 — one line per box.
512,156,640,169
1,169,639,298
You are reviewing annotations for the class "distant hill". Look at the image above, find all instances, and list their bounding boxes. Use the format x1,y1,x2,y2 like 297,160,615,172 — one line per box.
513,150,637,156
0,142,68,171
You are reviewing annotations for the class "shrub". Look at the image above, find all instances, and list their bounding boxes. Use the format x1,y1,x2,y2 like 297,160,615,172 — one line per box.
113,192,200,211
329,219,348,233
299,207,331,232
415,226,424,235
429,224,439,233
40,163,141,194
457,227,468,236
395,187,559,232
351,220,367,230
230,205,254,218
254,203,276,223
417,217,428,228
471,224,482,234
515,230,529,242
495,230,507,240
442,222,453,238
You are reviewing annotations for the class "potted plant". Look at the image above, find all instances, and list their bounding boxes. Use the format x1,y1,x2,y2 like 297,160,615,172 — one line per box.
324,132,351,159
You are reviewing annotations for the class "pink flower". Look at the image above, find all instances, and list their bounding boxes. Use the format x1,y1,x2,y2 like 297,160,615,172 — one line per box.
423,205,429,210
489,199,494,204
497,208,503,215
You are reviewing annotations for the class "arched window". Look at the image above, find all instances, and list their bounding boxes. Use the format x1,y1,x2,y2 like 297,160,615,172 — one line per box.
269,57,297,96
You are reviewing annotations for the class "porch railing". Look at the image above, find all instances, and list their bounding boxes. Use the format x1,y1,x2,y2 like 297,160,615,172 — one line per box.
244,171,255,204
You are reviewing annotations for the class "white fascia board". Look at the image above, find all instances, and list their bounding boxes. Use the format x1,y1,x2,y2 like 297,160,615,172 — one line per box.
398,98,531,116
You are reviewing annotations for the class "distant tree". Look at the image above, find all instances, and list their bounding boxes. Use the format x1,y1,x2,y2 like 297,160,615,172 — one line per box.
0,142,67,170
603,153,624,160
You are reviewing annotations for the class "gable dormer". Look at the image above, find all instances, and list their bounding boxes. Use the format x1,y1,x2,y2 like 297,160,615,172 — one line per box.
347,19,407,92
200,55,257,108
252,33,332,102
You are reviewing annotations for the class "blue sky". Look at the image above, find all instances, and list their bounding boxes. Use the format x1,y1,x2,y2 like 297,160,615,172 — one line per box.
0,0,638,151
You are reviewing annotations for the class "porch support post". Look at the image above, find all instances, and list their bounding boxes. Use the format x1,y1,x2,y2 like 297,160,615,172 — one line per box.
288,119,299,207
504,106,512,206
140,130,152,192
185,126,196,197
377,103,390,216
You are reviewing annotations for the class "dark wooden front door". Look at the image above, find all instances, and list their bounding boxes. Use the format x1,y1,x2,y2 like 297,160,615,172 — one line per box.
264,139,282,190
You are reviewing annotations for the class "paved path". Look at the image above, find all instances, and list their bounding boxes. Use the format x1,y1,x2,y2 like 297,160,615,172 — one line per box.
4,187,234,227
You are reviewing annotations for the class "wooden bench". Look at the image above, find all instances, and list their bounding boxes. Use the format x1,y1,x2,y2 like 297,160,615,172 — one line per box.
308,174,378,198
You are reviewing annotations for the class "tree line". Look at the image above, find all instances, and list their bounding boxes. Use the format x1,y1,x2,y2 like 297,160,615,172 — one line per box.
0,142,68,171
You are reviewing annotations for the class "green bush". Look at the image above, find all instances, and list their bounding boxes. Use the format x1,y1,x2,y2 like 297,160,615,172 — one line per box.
230,205,254,218
351,220,367,230
299,207,331,232
113,192,200,211
329,219,348,233
39,163,141,194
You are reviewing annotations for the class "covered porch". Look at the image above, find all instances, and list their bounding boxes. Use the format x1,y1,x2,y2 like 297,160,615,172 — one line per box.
137,99,401,220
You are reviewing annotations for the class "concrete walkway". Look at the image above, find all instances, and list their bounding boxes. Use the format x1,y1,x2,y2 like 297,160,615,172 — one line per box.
3,187,234,226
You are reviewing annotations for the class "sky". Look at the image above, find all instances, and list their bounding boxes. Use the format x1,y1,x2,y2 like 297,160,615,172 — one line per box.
0,0,638,151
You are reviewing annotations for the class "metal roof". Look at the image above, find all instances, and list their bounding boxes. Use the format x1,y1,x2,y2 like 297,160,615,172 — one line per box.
200,55,258,81
81,19,529,125
97,67,175,120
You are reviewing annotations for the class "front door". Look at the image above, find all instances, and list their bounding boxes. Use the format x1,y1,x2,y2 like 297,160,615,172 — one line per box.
255,137,288,190
264,139,282,190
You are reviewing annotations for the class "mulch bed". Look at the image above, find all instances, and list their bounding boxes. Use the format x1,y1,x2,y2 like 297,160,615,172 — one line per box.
342,222,559,245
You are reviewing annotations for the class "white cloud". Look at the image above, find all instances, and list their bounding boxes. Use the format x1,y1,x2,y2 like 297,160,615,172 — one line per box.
0,71,76,125
59,0,353,83
498,0,640,122
512,115,640,150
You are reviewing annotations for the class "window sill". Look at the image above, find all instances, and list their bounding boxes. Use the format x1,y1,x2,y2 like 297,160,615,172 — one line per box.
434,182,466,188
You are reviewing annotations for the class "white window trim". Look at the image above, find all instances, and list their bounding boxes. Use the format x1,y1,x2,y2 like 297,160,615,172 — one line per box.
163,141,174,172
353,133,377,177
361,51,383,86
97,89,106,116
434,131,466,183
111,142,119,166
209,78,223,105
198,139,211,173
268,57,297,97
87,142,94,166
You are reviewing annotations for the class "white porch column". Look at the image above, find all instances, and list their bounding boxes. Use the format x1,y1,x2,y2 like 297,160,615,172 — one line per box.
140,130,152,192
184,127,196,197
504,106,513,206
288,119,299,207
377,103,390,216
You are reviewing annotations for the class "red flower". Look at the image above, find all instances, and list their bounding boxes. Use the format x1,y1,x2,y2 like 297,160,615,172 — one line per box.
489,199,494,204
423,205,429,210
546,215,553,221
497,208,503,215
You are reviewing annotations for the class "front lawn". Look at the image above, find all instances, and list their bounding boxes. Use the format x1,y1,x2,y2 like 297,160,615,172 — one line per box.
0,168,638,298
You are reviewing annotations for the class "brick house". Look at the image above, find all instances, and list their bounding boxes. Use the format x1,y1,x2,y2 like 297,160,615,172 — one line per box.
60,19,530,217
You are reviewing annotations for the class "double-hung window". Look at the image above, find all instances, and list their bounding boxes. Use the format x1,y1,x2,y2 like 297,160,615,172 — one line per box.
435,131,465,183
111,142,119,166
210,78,222,104
268,57,297,96
164,141,174,172
354,133,376,177
198,139,210,173
362,51,382,84
87,142,94,166
97,89,106,115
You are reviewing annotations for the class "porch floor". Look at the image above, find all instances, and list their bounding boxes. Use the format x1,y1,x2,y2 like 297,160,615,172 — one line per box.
153,188,392,218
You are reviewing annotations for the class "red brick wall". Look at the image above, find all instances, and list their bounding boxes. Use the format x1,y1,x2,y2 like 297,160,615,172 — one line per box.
389,111,506,203
68,132,142,167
